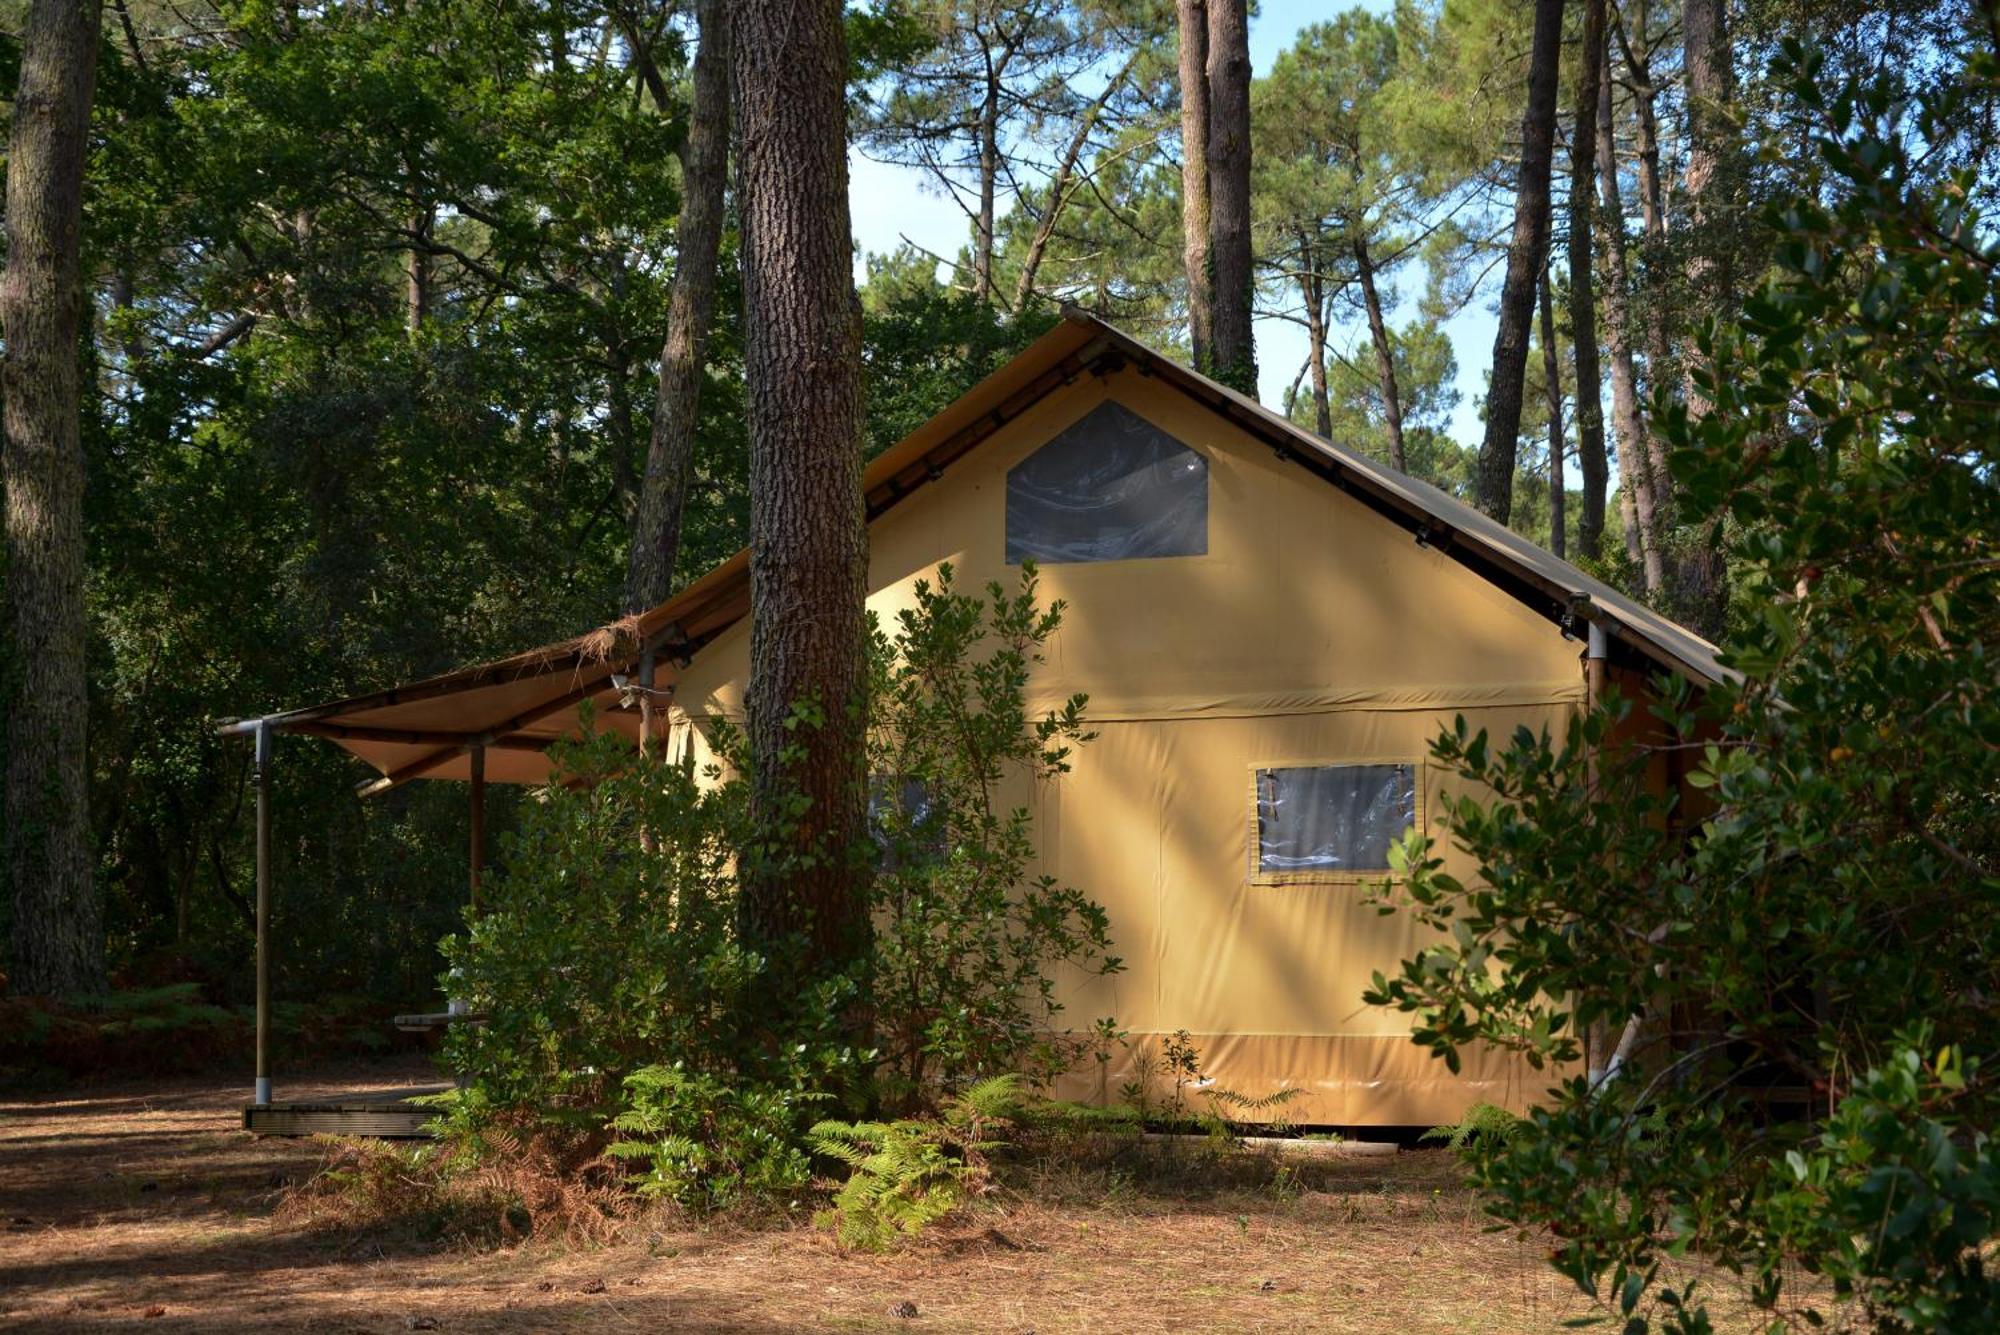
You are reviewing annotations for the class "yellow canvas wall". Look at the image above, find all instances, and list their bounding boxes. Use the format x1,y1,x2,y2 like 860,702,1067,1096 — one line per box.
667,367,1587,1125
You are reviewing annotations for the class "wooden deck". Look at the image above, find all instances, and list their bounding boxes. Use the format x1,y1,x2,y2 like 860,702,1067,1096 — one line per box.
242,1084,449,1138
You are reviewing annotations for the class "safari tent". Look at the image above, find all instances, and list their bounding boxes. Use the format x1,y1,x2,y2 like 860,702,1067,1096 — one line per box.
226,311,1722,1131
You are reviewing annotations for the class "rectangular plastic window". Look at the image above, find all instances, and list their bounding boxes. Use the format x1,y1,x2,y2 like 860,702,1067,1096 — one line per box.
868,775,944,863
1254,764,1416,875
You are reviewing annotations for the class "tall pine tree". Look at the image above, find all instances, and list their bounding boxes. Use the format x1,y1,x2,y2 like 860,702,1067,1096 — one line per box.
4,0,106,995
733,0,873,987
1473,0,1563,525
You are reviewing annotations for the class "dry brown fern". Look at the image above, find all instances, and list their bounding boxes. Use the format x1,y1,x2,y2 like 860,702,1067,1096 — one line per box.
459,1116,632,1245
275,1119,634,1247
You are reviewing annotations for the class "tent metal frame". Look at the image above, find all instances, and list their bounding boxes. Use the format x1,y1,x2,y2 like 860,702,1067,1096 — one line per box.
217,650,670,1115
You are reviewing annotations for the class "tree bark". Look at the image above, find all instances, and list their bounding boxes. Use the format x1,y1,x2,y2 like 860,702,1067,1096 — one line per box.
626,0,731,614
1353,232,1405,471
1616,0,1673,407
732,0,871,982
1617,0,1667,245
1676,0,1733,633
1539,267,1566,559
4,0,106,996
1203,0,1255,393
1595,55,1668,593
1176,0,1212,370
604,302,640,507
973,63,1000,306
1473,0,1564,524
1567,0,1608,559
406,200,432,332
1679,0,1728,424
1297,239,1331,438
109,269,144,362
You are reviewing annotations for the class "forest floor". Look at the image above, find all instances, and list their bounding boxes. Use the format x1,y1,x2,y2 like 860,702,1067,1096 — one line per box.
2,1061,1662,1334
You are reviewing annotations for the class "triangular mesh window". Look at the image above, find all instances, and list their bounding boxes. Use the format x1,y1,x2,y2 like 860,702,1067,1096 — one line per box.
1005,401,1208,564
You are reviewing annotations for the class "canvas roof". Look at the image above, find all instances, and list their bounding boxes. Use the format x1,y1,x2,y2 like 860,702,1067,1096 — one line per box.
233,313,1724,790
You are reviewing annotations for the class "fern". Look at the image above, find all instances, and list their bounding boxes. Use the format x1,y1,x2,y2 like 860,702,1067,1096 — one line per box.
601,1064,815,1210
943,1072,1027,1145
1021,1098,1144,1134
1203,1083,1302,1136
809,1074,1026,1250
1421,1101,1526,1151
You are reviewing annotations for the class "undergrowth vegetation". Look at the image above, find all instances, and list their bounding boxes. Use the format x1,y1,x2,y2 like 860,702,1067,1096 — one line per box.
279,1120,629,1246
810,1073,1024,1249
1366,43,2000,1334
331,565,1140,1245
606,1064,820,1211
279,1075,1389,1255
0,982,402,1083
283,573,1339,1252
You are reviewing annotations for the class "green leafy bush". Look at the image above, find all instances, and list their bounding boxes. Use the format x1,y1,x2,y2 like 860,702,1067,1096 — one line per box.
1365,42,2000,1334
809,1073,1024,1249
439,725,740,1115
1779,1032,1998,1331
439,564,1117,1211
866,562,1122,1102
440,719,859,1122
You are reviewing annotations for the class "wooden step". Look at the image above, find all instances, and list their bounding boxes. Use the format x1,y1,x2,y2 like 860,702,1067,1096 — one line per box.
243,1085,450,1138
392,1010,488,1032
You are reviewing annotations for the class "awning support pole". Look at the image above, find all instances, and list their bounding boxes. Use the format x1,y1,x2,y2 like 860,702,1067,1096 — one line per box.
1583,622,1613,1087
468,741,486,914
637,647,657,760
254,718,273,1107
1584,618,1609,801
636,649,658,854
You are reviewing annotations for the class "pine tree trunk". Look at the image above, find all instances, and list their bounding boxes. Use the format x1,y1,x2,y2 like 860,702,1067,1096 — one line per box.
604,303,640,506
974,67,999,306
1567,0,1608,560
1679,0,1728,424
3,0,106,996
1618,0,1667,245
732,0,871,982
1176,0,1211,369
626,0,731,613
1676,0,1733,634
406,203,431,332
109,269,143,362
1473,0,1564,524
1539,268,1567,559
1595,57,1668,593
1297,243,1331,438
1353,232,1405,470
1617,0,1673,415
1203,0,1255,393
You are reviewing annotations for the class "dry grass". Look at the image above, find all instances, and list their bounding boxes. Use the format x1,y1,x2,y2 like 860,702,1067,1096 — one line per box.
0,1065,1770,1333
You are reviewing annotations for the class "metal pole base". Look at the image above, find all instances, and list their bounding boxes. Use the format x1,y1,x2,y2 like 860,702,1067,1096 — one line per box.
255,1077,272,1106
